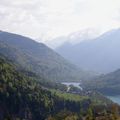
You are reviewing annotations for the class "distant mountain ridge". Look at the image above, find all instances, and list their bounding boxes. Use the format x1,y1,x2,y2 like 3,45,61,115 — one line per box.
0,30,95,82
56,28,120,73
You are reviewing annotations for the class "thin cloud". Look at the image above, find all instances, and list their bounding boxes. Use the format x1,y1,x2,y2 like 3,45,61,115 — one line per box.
0,0,120,41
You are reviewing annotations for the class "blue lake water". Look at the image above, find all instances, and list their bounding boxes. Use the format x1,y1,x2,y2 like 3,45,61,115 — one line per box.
107,96,120,105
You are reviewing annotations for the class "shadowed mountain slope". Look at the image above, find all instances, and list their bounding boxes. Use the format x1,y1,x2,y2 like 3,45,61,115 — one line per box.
0,31,95,82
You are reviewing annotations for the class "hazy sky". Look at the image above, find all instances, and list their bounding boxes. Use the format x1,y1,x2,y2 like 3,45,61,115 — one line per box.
0,0,120,42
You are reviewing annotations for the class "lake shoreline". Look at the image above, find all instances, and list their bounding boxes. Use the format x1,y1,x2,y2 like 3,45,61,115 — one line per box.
107,96,120,105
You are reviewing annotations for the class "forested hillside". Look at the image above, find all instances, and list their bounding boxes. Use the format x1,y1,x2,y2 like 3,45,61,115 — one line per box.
0,31,120,120
0,56,89,120
0,55,117,120
0,31,95,82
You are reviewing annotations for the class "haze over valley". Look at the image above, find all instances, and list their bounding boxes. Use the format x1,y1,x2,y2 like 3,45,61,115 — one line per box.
56,28,120,73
